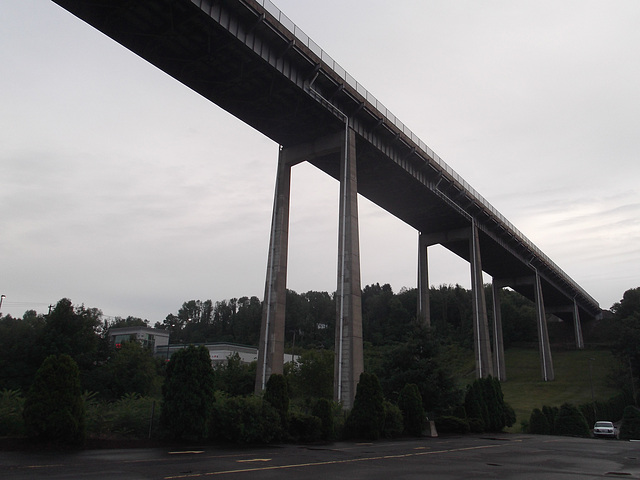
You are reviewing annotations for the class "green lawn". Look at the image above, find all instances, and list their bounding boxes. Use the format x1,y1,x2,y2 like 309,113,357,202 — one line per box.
500,348,621,431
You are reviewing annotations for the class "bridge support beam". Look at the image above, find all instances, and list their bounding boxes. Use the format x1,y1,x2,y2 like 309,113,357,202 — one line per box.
491,282,507,381
421,224,493,378
573,299,585,349
335,126,364,410
470,220,494,379
417,233,430,327
255,147,292,394
534,271,555,381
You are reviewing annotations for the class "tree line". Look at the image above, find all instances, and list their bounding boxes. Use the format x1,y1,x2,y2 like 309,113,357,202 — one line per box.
151,283,541,350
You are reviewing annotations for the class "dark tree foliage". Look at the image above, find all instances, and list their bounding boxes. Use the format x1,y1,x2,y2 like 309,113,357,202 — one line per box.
612,288,640,390
542,405,559,435
0,312,46,390
263,373,290,430
285,290,335,349
435,415,470,434
287,349,334,400
344,372,385,440
383,400,404,438
209,395,282,444
620,405,640,440
398,383,426,436
109,316,148,328
529,408,551,434
553,403,590,438
23,354,85,445
97,341,161,400
156,297,263,346
428,285,473,347
375,325,462,415
464,380,487,432
212,353,256,396
464,377,512,433
43,299,102,367
579,388,634,426
312,398,335,440
160,345,216,440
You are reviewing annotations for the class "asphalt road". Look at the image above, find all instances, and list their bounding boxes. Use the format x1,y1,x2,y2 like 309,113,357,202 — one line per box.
2,434,639,479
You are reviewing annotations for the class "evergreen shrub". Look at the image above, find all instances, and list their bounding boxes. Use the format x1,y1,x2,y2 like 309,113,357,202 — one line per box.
553,403,590,438
435,416,470,434
264,374,290,431
397,383,425,436
23,354,85,445
288,412,322,443
382,400,404,438
619,405,640,440
210,395,282,444
160,346,216,440
529,408,551,435
344,373,385,440
312,398,335,440
0,389,25,437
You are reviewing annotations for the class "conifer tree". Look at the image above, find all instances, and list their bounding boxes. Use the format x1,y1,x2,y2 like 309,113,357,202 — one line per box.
23,354,85,445
160,345,216,440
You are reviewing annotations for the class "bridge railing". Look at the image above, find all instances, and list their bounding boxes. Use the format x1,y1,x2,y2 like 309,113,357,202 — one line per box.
257,0,597,308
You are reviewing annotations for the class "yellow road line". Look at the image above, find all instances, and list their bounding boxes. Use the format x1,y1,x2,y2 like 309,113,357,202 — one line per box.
164,444,503,479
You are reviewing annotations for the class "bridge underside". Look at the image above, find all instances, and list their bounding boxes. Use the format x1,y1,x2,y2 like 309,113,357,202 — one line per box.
51,0,598,322
52,0,599,321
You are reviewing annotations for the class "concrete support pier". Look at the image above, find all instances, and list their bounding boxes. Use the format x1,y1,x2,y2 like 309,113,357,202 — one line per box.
491,282,507,381
255,148,291,394
334,127,364,410
470,221,494,379
573,299,585,349
534,270,555,381
417,233,430,327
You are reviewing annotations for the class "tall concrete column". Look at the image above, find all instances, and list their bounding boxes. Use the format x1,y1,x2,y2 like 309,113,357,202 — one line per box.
255,147,291,394
417,233,430,327
491,281,507,381
534,270,554,381
470,220,494,378
334,126,364,410
573,298,585,349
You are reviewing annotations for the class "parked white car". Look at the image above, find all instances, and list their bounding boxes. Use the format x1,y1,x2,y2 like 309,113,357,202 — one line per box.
593,421,616,438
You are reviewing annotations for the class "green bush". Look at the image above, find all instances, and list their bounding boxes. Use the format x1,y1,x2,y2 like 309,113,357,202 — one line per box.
312,398,335,440
435,416,470,434
210,395,282,444
467,417,485,433
464,377,511,433
264,374,289,430
288,411,322,443
529,408,551,435
83,391,108,436
619,405,640,440
579,389,634,427
23,354,85,445
542,405,558,435
109,394,158,437
553,403,590,438
160,346,216,440
344,373,385,440
383,401,404,438
397,383,425,436
0,389,25,436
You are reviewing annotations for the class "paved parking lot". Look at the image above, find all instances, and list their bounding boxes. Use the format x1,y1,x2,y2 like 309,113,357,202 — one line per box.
1,434,638,479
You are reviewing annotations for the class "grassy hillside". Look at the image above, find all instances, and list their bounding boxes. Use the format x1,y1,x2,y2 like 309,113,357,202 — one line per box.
500,348,621,431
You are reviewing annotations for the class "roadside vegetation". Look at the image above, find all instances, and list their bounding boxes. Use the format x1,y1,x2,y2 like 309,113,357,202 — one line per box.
0,285,638,445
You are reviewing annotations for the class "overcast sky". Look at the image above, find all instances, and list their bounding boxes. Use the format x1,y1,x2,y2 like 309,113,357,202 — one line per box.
1,1,639,322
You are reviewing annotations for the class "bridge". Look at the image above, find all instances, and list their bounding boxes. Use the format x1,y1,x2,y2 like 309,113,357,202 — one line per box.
52,0,601,409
